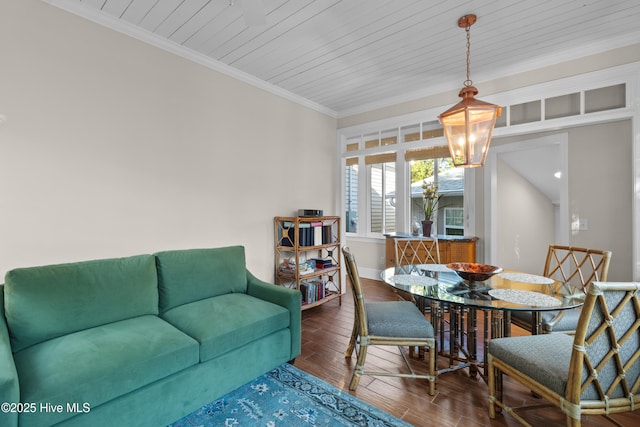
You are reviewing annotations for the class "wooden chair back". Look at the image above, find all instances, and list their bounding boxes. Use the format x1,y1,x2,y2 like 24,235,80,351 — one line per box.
544,245,612,293
568,282,640,415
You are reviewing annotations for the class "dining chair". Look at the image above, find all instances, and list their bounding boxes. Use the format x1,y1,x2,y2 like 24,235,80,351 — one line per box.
394,237,440,269
393,237,440,304
342,246,436,395
510,245,612,334
488,281,640,426
393,237,441,358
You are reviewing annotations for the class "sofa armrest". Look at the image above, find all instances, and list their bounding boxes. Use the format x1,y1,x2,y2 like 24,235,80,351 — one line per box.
0,286,20,427
246,271,301,360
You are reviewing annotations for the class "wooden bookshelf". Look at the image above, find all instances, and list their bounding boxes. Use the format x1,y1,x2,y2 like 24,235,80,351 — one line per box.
274,216,342,310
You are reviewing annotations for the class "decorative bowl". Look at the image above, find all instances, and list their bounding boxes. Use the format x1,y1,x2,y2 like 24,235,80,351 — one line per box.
446,262,503,282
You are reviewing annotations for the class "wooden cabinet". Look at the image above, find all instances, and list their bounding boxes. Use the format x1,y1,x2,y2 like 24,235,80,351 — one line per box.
385,234,477,268
274,216,342,310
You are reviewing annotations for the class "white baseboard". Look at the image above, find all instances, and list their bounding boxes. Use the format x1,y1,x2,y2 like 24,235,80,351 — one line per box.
358,266,383,281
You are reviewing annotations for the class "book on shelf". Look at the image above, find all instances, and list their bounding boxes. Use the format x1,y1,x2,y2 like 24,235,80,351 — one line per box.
312,258,335,269
311,221,323,246
280,222,294,247
300,280,326,305
322,223,333,244
281,221,314,246
299,222,312,246
315,263,336,270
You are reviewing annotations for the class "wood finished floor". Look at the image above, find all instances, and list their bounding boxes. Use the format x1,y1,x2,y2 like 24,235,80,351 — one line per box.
294,277,640,427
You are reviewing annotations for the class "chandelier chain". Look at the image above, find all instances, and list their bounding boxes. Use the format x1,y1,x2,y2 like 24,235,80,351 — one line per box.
464,24,473,87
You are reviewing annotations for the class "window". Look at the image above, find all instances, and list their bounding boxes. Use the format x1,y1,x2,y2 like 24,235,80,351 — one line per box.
341,125,463,237
366,153,396,234
406,146,461,236
345,159,358,233
444,207,464,236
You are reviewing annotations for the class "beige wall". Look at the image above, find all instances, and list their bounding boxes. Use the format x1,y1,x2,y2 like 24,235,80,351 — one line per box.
567,121,632,280
495,159,555,275
0,0,337,280
490,121,633,281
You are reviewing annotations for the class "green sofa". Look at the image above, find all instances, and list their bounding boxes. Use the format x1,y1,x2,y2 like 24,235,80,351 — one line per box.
0,246,301,427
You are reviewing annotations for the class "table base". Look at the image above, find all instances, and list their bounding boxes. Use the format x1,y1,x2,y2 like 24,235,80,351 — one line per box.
416,296,513,390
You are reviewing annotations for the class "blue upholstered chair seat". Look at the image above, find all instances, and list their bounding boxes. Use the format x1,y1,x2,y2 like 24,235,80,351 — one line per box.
366,301,434,339
489,333,573,395
511,308,583,333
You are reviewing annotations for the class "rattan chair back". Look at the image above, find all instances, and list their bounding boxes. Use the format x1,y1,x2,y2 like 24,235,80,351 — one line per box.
394,237,440,270
511,245,613,334
569,282,640,410
392,238,439,303
544,245,612,293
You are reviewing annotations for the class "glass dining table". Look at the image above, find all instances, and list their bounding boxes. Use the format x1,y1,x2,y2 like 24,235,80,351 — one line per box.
381,264,585,382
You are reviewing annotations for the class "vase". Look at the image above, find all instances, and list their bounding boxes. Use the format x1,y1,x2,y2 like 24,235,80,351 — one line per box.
421,219,433,237
411,219,421,235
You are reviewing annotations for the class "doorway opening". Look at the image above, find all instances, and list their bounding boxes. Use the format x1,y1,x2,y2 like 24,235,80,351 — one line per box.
484,134,569,274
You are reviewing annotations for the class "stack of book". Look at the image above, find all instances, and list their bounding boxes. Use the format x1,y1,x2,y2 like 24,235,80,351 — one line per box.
300,280,325,305
312,258,335,269
281,220,335,247
281,221,313,246
279,260,314,276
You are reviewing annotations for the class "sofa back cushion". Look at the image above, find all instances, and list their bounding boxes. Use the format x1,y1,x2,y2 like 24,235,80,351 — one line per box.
4,254,158,352
155,246,247,313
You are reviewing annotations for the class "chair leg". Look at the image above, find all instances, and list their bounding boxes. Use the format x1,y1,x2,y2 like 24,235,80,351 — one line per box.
345,323,358,358
349,345,367,390
566,415,581,427
488,354,497,418
428,345,436,396
407,345,425,359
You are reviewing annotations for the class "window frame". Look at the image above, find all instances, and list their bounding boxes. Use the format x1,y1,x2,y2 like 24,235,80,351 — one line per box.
444,206,465,236
367,160,396,235
341,122,465,240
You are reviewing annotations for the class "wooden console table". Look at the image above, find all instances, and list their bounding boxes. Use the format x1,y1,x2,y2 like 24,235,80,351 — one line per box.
384,233,478,268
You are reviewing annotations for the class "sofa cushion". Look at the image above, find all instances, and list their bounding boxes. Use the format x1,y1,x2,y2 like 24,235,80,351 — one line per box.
13,315,198,427
162,293,290,362
4,254,158,352
155,246,248,313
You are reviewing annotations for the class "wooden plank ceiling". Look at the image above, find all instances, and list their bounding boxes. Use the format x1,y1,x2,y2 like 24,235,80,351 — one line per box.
46,0,640,117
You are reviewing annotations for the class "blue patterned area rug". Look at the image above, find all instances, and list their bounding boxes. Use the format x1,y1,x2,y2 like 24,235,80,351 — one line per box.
168,363,410,426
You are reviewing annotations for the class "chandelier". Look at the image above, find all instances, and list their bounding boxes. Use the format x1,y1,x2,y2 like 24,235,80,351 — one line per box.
438,14,502,168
